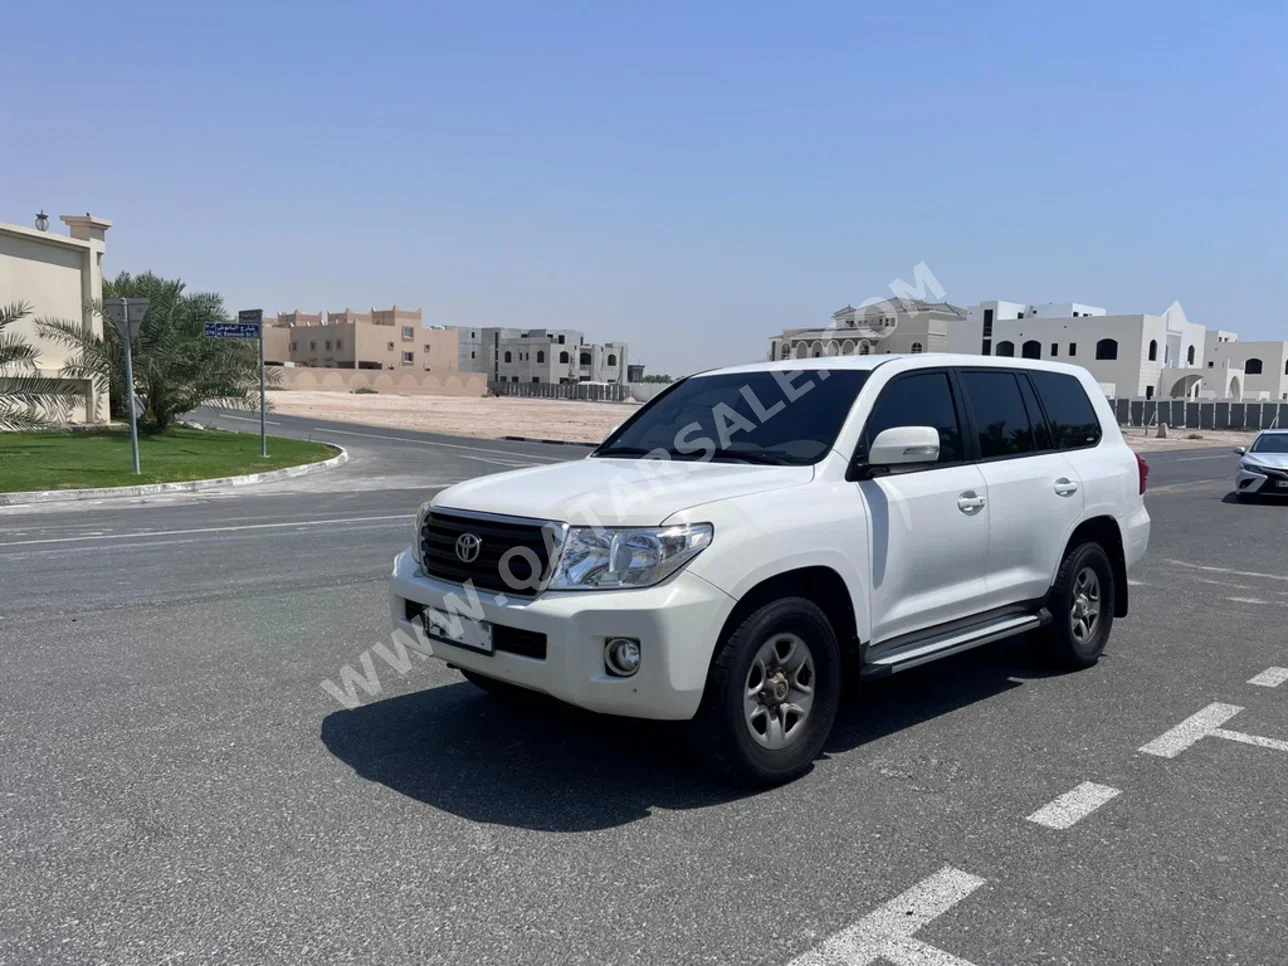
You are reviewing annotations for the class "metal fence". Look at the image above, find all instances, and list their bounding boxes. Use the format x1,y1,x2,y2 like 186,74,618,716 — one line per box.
1112,397,1287,431
489,380,633,402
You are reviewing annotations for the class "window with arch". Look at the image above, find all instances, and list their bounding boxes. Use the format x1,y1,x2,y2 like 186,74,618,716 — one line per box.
607,353,617,366
580,351,592,366
536,350,545,363
910,342,923,354
1148,339,1158,361
559,351,569,364
503,350,512,363
1187,345,1195,365
858,343,870,355
1095,339,1118,361
995,340,1015,357
1022,340,1041,359
1245,358,1264,375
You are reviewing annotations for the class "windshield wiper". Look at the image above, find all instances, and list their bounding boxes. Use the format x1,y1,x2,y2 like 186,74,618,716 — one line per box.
593,446,656,458
709,451,790,465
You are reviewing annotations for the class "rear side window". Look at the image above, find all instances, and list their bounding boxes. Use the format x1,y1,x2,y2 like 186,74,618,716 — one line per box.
1029,371,1103,449
957,370,1038,458
863,371,963,464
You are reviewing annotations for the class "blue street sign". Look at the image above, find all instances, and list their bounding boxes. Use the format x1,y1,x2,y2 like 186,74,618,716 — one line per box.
204,321,260,340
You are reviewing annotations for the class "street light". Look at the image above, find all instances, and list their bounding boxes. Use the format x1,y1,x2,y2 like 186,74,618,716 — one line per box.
35,210,49,231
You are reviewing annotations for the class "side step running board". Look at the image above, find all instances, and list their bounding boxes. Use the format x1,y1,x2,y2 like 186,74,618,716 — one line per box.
863,612,1046,677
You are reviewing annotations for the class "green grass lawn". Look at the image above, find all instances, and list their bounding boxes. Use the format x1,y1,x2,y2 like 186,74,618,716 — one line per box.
0,427,338,492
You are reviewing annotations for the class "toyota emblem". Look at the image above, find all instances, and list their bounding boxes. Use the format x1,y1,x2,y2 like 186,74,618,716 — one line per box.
455,532,482,563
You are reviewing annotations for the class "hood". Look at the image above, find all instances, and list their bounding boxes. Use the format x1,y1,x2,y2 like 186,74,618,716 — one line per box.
1245,452,1288,470
432,456,814,526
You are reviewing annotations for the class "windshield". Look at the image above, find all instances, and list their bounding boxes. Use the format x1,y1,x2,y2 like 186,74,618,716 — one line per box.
594,369,868,466
1251,434,1288,454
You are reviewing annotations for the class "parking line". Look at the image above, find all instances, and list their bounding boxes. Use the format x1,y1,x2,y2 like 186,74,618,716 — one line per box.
1026,782,1122,830
787,865,985,966
1174,454,1233,461
1248,667,1288,688
0,514,411,549
1165,560,1288,583
1140,703,1288,758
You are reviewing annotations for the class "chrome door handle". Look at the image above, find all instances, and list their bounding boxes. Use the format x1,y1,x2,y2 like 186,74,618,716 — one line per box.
957,492,987,512
1054,478,1080,496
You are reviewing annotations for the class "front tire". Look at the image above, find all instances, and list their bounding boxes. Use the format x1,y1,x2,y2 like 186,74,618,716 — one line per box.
1044,542,1115,669
689,597,841,786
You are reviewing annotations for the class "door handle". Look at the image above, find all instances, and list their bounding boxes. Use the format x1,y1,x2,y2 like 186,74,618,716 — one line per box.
1054,477,1080,497
957,491,987,512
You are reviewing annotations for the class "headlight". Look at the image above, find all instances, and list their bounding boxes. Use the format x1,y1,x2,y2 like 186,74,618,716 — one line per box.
1241,460,1266,473
411,502,432,565
548,523,713,590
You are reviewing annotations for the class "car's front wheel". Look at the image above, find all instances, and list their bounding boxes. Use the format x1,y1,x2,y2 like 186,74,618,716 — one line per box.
690,597,841,786
1044,541,1115,669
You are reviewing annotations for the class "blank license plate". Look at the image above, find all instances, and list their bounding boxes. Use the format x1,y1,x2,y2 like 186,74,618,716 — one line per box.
420,608,493,654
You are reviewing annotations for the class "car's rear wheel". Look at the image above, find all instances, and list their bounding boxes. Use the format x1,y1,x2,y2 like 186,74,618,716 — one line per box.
1044,541,1115,669
689,597,841,786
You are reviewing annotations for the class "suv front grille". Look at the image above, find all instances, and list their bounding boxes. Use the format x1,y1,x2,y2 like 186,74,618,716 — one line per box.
420,510,560,598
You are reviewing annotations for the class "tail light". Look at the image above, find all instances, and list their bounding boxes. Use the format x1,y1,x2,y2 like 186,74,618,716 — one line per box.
1136,452,1149,495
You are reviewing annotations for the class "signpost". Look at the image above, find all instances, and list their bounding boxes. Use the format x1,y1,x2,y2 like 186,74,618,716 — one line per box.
204,309,267,457
104,297,148,475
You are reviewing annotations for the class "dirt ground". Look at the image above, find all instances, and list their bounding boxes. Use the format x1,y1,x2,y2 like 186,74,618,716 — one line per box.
267,390,635,443
267,388,1260,452
1120,425,1255,453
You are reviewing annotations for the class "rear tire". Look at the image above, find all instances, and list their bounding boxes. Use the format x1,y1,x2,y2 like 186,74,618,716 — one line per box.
689,597,841,786
1044,541,1115,669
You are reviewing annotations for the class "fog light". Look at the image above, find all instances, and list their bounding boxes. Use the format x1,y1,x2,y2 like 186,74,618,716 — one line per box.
605,637,641,677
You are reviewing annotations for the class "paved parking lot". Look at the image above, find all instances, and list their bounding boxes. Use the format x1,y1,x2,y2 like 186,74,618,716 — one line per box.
1,419,1284,965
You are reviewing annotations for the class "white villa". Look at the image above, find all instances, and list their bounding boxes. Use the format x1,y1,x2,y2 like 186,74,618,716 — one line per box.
769,299,1288,401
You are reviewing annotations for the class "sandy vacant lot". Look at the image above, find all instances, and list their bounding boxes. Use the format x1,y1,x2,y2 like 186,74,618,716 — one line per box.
1121,426,1255,453
268,389,1258,453
269,390,635,443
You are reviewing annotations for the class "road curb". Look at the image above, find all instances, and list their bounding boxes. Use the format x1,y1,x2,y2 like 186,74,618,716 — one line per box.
0,445,348,506
498,436,597,447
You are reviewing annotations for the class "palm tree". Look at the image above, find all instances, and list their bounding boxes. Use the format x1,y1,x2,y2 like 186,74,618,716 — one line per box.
0,301,82,430
39,271,272,433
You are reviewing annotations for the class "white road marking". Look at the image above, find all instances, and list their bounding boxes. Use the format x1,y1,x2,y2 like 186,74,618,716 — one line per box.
1174,454,1234,462
1139,703,1288,758
0,514,411,549
218,414,283,426
1148,478,1227,492
1226,596,1270,605
307,426,567,462
1248,667,1288,688
1165,560,1288,583
1026,782,1122,830
787,866,985,966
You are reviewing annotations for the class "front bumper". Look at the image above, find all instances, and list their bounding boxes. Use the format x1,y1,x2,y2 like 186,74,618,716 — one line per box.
1236,466,1288,496
389,548,735,720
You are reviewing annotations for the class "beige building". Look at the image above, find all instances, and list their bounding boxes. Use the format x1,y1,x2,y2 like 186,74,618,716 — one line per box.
769,299,968,362
274,305,459,373
0,212,112,423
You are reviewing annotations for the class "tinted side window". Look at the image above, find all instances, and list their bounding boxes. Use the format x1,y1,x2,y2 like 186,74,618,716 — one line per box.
1029,371,1103,449
1016,373,1054,451
863,371,963,464
958,370,1037,458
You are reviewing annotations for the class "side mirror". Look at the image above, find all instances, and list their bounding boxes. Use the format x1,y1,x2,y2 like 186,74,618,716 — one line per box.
1233,446,1246,456
850,426,940,480
870,426,941,466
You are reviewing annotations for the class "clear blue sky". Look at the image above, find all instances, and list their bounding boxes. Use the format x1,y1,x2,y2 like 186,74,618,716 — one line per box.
3,1,1284,375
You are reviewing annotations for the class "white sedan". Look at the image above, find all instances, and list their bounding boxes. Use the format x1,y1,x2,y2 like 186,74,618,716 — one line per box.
1234,429,1288,500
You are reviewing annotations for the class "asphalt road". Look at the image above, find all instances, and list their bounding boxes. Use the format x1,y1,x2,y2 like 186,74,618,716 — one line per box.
2,418,1283,966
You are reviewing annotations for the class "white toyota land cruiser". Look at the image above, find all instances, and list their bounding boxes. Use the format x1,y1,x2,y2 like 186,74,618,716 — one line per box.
390,354,1151,785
